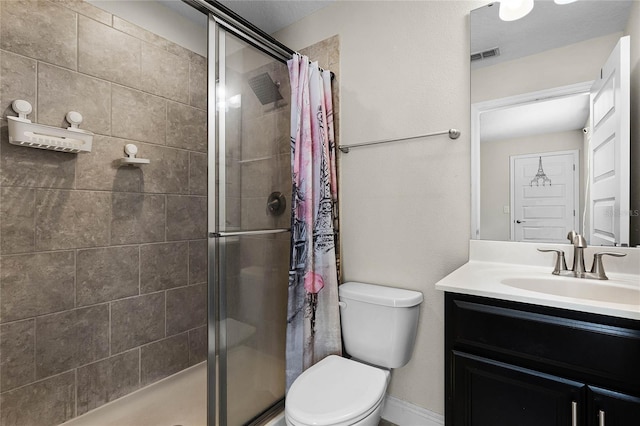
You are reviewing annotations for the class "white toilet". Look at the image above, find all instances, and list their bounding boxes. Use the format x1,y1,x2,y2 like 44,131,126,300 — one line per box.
285,282,424,426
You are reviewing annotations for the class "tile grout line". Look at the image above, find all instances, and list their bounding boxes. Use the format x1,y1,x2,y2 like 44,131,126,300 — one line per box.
33,318,37,390
138,347,141,387
188,59,192,107
187,240,191,286
32,187,37,255
164,96,168,147
138,37,142,97
108,302,112,357
0,239,207,259
0,184,207,195
138,245,141,296
188,151,192,196
34,54,39,123
75,10,79,73
109,78,113,138
73,250,77,308
74,368,78,418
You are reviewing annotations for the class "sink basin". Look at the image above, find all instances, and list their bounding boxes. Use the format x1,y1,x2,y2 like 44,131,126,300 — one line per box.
501,277,640,305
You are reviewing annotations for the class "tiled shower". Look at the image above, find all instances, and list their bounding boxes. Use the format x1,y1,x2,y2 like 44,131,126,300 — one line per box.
218,33,339,424
0,1,207,424
0,1,340,425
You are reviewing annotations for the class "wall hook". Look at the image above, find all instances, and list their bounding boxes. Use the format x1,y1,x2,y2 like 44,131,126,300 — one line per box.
119,143,150,166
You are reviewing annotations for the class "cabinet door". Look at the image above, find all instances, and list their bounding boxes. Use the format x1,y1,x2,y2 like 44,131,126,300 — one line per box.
588,386,640,426
452,351,586,426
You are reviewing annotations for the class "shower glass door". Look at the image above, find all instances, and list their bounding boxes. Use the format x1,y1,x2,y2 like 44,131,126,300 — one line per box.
208,18,291,426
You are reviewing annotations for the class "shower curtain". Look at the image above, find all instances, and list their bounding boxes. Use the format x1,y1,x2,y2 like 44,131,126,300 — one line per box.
286,54,341,390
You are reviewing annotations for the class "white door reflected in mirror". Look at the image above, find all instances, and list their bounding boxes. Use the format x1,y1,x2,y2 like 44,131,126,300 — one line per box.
470,0,635,246
511,151,579,243
588,36,630,247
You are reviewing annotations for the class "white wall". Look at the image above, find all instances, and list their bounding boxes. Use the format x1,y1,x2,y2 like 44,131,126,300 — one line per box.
480,130,584,241
471,32,621,103
625,0,640,246
274,0,479,414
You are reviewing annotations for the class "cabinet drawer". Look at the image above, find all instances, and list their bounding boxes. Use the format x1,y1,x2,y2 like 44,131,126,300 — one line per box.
588,387,640,426
452,351,584,426
446,294,640,392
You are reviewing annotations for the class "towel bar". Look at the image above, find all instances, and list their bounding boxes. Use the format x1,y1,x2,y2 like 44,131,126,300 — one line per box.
338,128,460,153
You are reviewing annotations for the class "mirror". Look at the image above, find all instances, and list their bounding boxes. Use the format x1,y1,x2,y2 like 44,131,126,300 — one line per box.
470,1,636,246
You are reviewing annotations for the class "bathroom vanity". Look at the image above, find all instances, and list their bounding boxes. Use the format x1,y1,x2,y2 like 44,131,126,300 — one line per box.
437,241,640,426
445,292,640,426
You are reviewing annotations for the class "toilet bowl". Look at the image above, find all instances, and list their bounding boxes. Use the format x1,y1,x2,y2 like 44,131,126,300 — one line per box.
285,282,423,426
285,355,389,426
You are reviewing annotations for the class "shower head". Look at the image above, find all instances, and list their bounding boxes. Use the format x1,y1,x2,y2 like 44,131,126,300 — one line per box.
248,72,283,105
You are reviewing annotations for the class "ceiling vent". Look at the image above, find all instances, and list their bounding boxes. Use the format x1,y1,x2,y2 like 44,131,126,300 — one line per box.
471,47,501,62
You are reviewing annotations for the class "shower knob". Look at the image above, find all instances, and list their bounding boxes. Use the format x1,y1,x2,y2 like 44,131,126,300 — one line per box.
267,192,286,216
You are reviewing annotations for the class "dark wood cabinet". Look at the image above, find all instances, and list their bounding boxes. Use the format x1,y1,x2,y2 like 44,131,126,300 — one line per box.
452,351,585,426
588,387,640,426
445,293,640,426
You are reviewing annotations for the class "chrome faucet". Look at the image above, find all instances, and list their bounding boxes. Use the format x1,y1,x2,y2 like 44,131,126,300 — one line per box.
537,231,626,280
569,231,588,277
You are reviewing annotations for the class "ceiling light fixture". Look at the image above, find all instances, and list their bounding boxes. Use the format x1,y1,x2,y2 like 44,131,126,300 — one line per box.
499,0,534,21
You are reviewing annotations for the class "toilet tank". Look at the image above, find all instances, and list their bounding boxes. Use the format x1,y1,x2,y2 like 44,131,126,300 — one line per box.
339,282,423,369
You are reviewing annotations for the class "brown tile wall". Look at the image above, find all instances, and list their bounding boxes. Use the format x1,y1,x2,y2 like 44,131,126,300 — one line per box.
0,1,207,425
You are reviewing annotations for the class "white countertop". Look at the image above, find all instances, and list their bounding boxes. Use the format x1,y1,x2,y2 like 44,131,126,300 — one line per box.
435,241,640,320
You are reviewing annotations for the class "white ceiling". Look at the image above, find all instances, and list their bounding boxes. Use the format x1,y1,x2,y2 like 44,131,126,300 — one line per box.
471,0,633,69
216,0,334,34
473,0,633,143
159,1,334,34
159,1,208,27
480,93,590,142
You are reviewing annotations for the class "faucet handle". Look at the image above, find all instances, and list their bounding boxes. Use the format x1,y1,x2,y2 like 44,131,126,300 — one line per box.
537,249,568,275
590,252,627,280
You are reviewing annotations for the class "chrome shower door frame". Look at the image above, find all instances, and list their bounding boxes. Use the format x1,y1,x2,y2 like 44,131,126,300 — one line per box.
205,8,293,425
207,14,224,426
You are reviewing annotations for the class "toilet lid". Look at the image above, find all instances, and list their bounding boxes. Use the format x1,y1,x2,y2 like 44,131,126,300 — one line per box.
286,355,389,426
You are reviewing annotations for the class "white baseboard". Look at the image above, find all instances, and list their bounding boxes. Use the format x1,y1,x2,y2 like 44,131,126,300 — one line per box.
381,395,444,426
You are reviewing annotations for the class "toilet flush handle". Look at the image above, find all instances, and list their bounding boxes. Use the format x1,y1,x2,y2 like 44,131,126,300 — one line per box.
338,301,347,310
